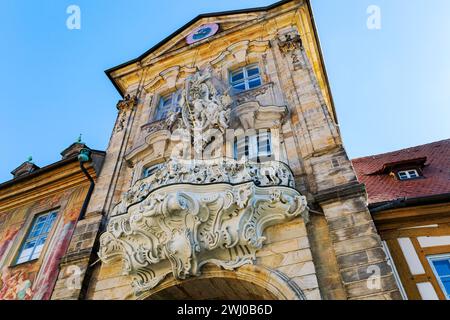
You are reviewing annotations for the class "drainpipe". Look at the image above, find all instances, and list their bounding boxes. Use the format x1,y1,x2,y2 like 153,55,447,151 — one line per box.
78,148,95,220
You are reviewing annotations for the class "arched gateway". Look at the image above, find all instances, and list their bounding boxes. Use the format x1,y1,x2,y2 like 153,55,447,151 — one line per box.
139,265,305,300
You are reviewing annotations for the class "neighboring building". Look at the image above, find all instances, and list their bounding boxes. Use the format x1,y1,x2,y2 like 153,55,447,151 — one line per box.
0,141,105,300
353,139,450,300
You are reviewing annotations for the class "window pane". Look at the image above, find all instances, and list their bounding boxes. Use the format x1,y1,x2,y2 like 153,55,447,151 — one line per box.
48,212,57,225
232,83,246,91
442,278,450,296
398,172,407,180
247,67,260,77
31,243,45,260
23,240,36,250
231,71,244,83
154,93,176,121
16,256,28,265
433,259,450,276
409,171,418,178
256,131,272,163
16,212,57,265
31,221,44,232
36,216,47,224
43,221,53,233
19,247,34,260
429,256,450,298
248,78,262,89
143,164,162,178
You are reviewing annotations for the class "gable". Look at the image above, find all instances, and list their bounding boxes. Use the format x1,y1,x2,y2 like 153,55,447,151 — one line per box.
145,13,265,61
105,0,337,124
105,0,300,93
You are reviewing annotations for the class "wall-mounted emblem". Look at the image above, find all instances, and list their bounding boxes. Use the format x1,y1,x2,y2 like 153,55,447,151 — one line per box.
186,23,219,44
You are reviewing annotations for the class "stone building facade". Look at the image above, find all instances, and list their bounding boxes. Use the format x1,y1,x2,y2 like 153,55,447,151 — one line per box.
68,0,400,300
0,0,404,300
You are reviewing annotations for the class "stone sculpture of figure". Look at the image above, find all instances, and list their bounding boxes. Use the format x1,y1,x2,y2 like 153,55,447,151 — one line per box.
180,68,232,134
165,110,179,131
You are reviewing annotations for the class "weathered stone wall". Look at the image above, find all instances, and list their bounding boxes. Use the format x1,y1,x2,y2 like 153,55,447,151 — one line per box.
319,194,402,300
51,211,103,300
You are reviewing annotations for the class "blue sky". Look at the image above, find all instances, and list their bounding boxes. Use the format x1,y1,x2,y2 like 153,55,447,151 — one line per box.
1,0,449,182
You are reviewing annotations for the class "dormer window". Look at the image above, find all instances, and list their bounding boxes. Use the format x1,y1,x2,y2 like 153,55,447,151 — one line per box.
230,65,262,93
153,92,181,121
367,157,427,181
397,169,420,180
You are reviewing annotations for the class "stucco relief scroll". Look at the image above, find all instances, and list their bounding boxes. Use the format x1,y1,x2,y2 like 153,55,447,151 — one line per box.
98,183,308,293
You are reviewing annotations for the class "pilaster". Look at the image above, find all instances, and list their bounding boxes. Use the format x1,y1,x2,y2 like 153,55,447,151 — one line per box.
317,187,402,300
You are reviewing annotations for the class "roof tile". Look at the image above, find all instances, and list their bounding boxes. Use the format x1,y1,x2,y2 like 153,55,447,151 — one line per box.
351,139,450,204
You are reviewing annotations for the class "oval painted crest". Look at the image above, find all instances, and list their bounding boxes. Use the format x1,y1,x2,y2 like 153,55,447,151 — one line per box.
186,23,219,44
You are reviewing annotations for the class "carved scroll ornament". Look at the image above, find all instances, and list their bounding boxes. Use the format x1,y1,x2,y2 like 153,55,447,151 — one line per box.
98,183,308,293
278,31,305,70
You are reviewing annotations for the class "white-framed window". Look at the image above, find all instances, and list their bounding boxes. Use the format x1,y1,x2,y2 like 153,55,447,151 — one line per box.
230,64,262,92
427,254,450,300
15,211,58,265
153,92,181,121
234,130,272,163
143,163,163,178
398,169,420,180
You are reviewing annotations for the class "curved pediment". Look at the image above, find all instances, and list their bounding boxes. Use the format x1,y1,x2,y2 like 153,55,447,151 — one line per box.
124,130,171,166
234,100,288,130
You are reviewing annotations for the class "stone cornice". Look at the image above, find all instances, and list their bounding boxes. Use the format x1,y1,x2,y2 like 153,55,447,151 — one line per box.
0,161,99,212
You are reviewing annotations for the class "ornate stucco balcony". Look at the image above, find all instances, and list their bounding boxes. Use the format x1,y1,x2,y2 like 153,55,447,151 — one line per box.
111,158,296,217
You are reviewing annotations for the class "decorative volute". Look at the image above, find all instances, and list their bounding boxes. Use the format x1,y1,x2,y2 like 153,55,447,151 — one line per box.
99,182,308,293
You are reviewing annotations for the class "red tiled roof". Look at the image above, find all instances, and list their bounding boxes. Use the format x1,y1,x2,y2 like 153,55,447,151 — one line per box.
351,139,450,204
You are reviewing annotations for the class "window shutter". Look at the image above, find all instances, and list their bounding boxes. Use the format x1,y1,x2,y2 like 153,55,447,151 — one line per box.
256,130,272,162
248,135,258,162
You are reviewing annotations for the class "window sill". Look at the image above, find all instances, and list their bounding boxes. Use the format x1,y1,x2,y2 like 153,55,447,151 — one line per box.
11,258,39,268
233,83,273,103
397,176,425,181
